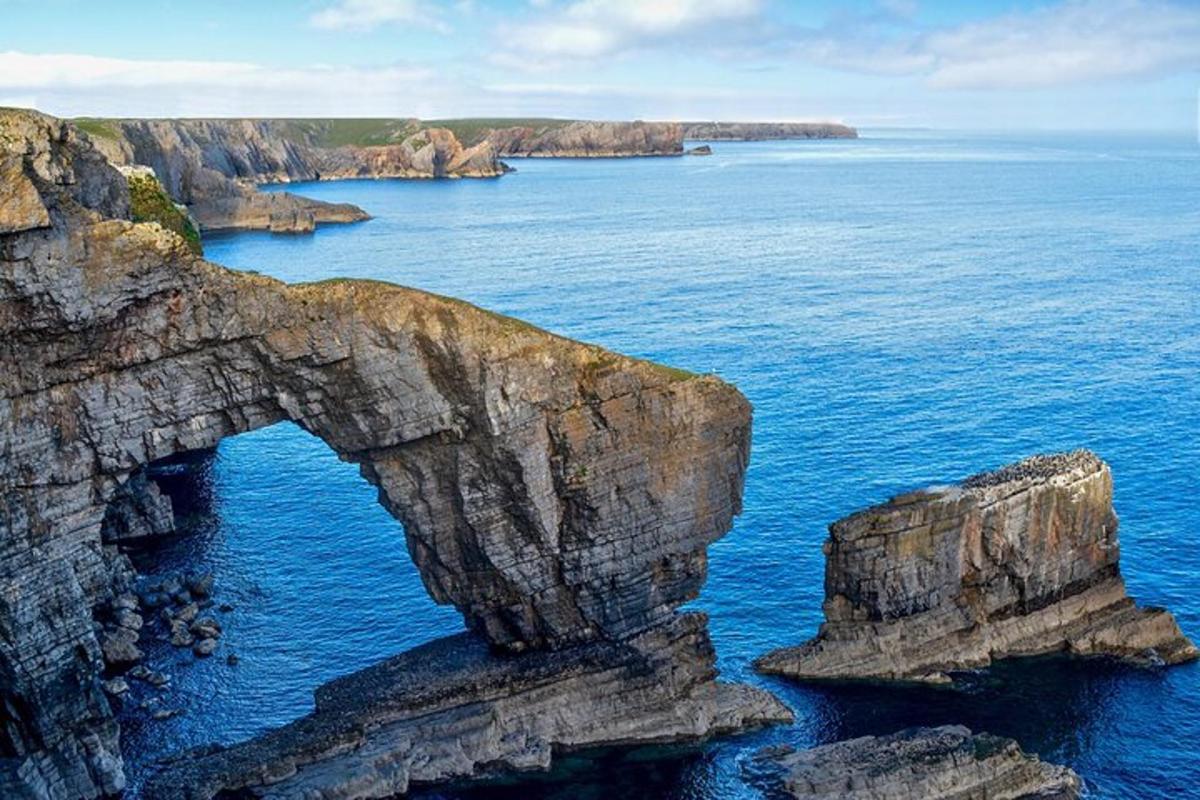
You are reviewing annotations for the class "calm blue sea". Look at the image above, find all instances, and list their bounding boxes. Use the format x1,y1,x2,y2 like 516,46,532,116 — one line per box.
122,130,1200,799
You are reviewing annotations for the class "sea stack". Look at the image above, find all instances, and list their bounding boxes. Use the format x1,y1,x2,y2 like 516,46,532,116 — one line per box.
747,726,1082,800
756,451,1198,684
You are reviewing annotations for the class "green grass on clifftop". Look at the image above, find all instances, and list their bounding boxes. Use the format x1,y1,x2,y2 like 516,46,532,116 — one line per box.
127,173,202,255
425,118,572,145
73,118,121,140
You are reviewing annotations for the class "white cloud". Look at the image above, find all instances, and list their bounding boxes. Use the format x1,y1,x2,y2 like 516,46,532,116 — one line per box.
0,52,446,117
309,0,448,32
496,0,763,64
921,0,1200,89
789,0,1200,90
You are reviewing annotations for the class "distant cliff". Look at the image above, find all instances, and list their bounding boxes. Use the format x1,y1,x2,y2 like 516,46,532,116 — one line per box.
71,117,858,233
470,120,685,157
682,122,857,140
78,118,502,232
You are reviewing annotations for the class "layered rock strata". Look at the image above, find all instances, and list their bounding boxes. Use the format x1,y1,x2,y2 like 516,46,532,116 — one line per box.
681,122,858,140
1,108,785,798
482,121,685,157
84,118,501,232
756,452,1198,683
747,726,1081,800
143,613,789,799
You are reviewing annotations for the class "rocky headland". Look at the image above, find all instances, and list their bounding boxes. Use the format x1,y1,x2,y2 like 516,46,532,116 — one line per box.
70,117,861,235
681,122,858,140
0,108,789,799
746,726,1082,800
78,118,502,233
756,451,1198,684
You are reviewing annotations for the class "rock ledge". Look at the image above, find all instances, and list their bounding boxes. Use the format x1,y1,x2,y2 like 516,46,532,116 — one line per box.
747,726,1081,800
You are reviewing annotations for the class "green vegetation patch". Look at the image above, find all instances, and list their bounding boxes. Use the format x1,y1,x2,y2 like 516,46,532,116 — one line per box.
127,173,203,255
73,118,122,141
273,119,421,148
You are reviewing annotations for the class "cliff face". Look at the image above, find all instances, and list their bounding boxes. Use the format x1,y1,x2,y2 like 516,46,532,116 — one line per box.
86,118,502,232
747,727,1082,800
756,452,1198,684
0,109,788,799
483,121,685,157
681,122,858,140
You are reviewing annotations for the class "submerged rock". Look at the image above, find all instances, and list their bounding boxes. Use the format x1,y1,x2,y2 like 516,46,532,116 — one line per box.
192,639,218,658
190,617,222,640
0,108,778,797
756,451,1198,684
186,572,215,598
748,726,1081,800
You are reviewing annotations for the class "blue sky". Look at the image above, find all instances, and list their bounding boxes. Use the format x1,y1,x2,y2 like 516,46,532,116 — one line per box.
2,0,1198,129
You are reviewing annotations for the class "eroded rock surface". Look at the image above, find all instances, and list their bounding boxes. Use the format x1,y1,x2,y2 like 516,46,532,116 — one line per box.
482,121,684,157
1,108,782,798
756,452,1198,683
747,726,1081,800
143,613,790,799
85,118,502,232
681,122,858,140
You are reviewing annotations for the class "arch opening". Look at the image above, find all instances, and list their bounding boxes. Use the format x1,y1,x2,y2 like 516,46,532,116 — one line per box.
103,422,461,795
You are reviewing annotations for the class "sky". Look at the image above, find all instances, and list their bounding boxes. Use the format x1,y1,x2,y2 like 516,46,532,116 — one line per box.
2,0,1199,130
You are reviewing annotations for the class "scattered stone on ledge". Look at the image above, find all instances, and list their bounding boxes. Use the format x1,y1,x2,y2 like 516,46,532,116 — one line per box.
755,451,1199,684
745,726,1082,800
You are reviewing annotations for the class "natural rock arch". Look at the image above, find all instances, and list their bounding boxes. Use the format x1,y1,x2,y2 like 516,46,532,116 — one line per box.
1,111,771,797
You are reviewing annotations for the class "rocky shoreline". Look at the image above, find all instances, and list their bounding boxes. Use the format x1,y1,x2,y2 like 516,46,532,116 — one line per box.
0,108,785,798
2,107,1195,800
71,117,859,234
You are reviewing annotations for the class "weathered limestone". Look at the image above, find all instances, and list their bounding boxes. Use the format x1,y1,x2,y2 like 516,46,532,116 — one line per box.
482,121,685,157
1,108,785,798
85,118,502,232
143,613,789,799
680,122,858,140
746,726,1081,800
756,452,1198,683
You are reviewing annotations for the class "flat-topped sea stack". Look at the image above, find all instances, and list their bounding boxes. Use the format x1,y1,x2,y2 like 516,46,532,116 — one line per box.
747,726,1082,800
756,451,1197,684
0,108,789,799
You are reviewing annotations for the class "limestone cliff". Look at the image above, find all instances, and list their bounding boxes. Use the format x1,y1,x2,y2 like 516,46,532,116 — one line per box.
756,452,1198,684
81,118,502,232
681,122,858,140
747,726,1082,800
480,121,685,157
0,108,788,799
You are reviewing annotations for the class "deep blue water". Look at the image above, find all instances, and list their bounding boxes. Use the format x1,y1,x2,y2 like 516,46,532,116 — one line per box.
123,131,1200,798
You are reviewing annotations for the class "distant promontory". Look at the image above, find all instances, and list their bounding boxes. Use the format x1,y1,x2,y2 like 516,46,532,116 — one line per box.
71,116,858,233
